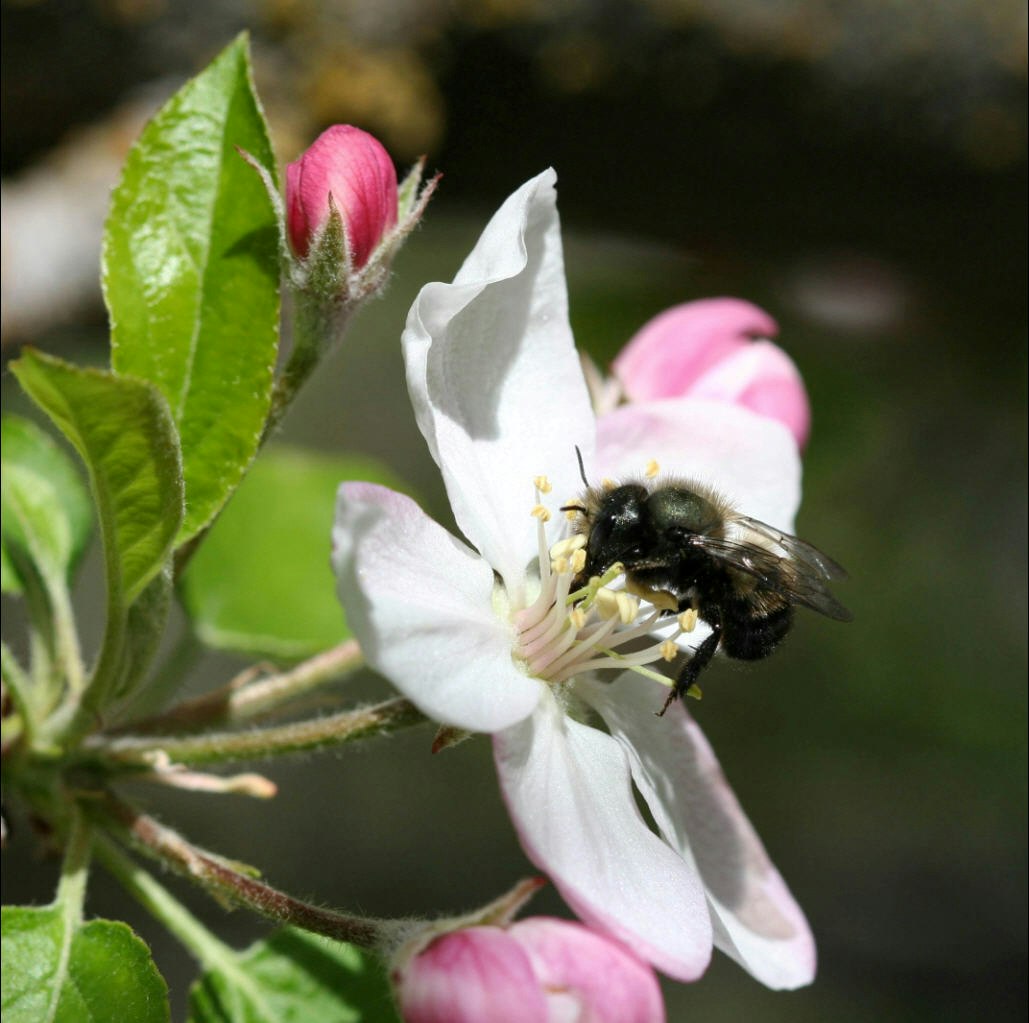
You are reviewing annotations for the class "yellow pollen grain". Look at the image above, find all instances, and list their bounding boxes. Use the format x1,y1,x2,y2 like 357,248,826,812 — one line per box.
661,639,679,662
530,505,552,522
570,548,587,572
645,459,660,478
678,609,699,633
534,475,553,493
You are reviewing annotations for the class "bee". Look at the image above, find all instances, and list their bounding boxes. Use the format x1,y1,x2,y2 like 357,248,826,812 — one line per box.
562,466,851,715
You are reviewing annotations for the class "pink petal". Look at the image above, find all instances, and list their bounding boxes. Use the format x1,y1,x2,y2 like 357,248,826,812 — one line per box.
286,124,398,265
397,927,548,1023
580,673,817,989
612,300,810,447
402,170,595,600
493,690,712,981
509,918,665,1023
331,482,541,732
596,398,801,532
612,299,778,401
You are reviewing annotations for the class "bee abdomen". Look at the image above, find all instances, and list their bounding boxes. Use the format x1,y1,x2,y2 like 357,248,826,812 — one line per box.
722,605,792,661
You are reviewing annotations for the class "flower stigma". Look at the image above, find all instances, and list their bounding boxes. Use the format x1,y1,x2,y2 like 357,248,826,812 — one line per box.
509,476,685,691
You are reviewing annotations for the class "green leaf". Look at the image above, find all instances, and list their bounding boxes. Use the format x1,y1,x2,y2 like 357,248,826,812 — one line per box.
10,349,183,609
103,33,280,543
1,414,92,595
188,928,400,1023
112,566,173,700
180,447,407,660
1,907,170,1023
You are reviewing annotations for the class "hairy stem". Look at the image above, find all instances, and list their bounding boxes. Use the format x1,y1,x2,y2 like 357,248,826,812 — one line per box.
90,696,426,768
94,835,240,969
120,639,364,735
90,792,403,950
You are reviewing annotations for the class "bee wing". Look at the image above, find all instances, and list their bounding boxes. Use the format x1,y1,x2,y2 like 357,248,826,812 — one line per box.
689,519,852,622
733,515,850,581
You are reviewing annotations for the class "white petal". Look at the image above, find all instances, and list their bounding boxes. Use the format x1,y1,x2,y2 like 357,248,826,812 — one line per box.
332,482,541,732
403,170,595,599
579,673,816,989
595,398,800,531
493,689,712,981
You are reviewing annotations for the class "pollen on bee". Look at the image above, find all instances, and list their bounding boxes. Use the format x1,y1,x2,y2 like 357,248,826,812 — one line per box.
601,478,617,491
533,475,553,494
660,639,678,662
564,506,581,521
530,504,552,522
678,609,699,633
644,459,660,478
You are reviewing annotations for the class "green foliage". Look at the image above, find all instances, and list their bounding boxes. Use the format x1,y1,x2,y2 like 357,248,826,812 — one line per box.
10,350,184,611
0,414,93,596
1,907,170,1023
180,447,406,660
188,928,400,1023
103,33,279,544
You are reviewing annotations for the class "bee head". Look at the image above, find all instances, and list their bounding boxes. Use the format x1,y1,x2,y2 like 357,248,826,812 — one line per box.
584,483,651,574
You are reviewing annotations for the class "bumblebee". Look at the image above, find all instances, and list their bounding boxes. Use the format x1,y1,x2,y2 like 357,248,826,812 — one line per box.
562,475,851,714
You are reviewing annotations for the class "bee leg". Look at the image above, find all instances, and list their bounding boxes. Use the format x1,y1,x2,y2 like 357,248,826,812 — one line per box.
658,625,722,716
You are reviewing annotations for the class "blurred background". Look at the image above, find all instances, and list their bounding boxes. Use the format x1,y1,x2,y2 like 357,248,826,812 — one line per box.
2,1,1026,1020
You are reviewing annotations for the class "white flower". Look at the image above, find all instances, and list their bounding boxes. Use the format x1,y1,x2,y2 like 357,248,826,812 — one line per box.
332,170,815,988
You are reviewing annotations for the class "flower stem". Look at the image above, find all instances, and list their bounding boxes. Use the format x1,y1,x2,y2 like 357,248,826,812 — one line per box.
90,791,402,950
120,639,364,735
90,696,426,768
94,835,232,970
56,803,92,925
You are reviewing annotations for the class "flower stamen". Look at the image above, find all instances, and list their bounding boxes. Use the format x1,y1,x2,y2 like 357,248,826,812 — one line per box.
512,483,682,692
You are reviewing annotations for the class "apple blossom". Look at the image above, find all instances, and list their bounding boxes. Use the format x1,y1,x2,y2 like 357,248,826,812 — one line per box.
612,298,811,448
286,124,398,267
332,170,816,988
395,917,664,1023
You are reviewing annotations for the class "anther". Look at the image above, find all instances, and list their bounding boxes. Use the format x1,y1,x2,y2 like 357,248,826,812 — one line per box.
550,535,586,560
678,609,698,633
530,505,552,522
534,475,553,493
645,459,660,478
660,639,678,662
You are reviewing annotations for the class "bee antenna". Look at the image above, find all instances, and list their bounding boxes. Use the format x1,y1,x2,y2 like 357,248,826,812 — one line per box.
573,445,590,489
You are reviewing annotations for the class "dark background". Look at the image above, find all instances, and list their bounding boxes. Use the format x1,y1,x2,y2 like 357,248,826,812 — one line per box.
3,1,1026,1020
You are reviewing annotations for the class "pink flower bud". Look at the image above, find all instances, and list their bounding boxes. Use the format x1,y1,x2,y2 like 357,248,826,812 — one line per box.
396,918,664,1023
612,298,811,448
286,125,398,267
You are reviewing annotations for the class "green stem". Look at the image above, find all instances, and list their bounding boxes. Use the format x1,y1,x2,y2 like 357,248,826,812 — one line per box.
91,792,401,950
90,696,426,768
120,639,364,735
262,296,352,444
2,641,36,747
49,575,85,697
94,835,235,970
55,803,92,923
